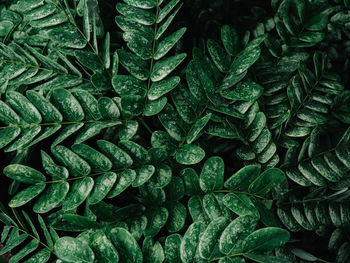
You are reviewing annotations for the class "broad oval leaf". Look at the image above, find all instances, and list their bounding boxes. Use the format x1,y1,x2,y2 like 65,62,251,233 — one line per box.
175,144,205,165
107,227,143,263
55,236,95,263
4,164,46,184
242,227,290,252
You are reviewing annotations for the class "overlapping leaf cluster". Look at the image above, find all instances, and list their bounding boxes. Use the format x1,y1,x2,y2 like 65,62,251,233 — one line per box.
0,0,349,262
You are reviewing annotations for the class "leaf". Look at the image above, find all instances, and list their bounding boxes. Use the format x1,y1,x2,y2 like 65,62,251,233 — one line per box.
6,91,42,123
151,53,187,82
175,144,205,165
62,177,94,211
107,227,143,263
221,25,240,56
198,217,230,259
224,165,261,191
229,47,261,75
116,3,155,25
88,231,120,263
72,144,112,172
97,140,133,168
154,28,186,60
107,169,136,198
305,14,328,31
248,168,286,196
180,222,206,263
4,164,46,184
187,113,212,144
52,146,91,177
54,236,95,263
164,234,182,263
199,156,225,192
87,172,117,204
207,39,231,73
242,227,290,252
148,76,180,100
221,81,263,101
51,88,84,122
9,184,45,208
222,193,259,218
33,182,69,213
219,215,258,255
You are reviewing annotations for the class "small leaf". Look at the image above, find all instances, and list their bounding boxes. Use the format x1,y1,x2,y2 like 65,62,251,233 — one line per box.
199,156,224,192
4,164,46,184
9,184,45,208
187,113,212,144
148,76,180,100
199,217,230,259
55,236,95,263
248,168,286,196
175,144,205,165
243,227,290,252
154,28,186,60
222,193,259,218
107,227,143,263
62,177,94,211
219,215,258,255
221,81,263,101
151,53,187,82
224,165,261,191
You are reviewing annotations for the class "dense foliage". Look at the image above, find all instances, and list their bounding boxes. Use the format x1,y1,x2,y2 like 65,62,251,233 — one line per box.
0,0,350,262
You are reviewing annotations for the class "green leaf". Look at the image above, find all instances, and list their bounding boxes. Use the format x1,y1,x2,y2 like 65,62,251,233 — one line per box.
221,25,240,57
207,39,231,73
305,14,328,31
4,164,46,184
148,76,180,100
144,206,169,236
6,91,42,123
23,248,50,263
229,47,261,75
118,49,149,80
224,165,261,191
223,193,259,218
143,238,165,263
52,145,91,177
164,234,182,263
88,231,120,263
242,227,290,252
55,236,95,263
124,0,157,9
72,144,112,172
175,144,205,165
199,217,230,259
221,81,263,101
187,113,212,144
151,53,187,82
219,215,258,255
97,140,133,168
248,168,286,196
107,169,136,198
87,172,117,204
116,3,156,25
51,88,84,122
62,177,94,210
154,28,186,60
180,222,206,263
9,184,45,208
33,182,69,213
199,156,224,192
107,227,143,263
